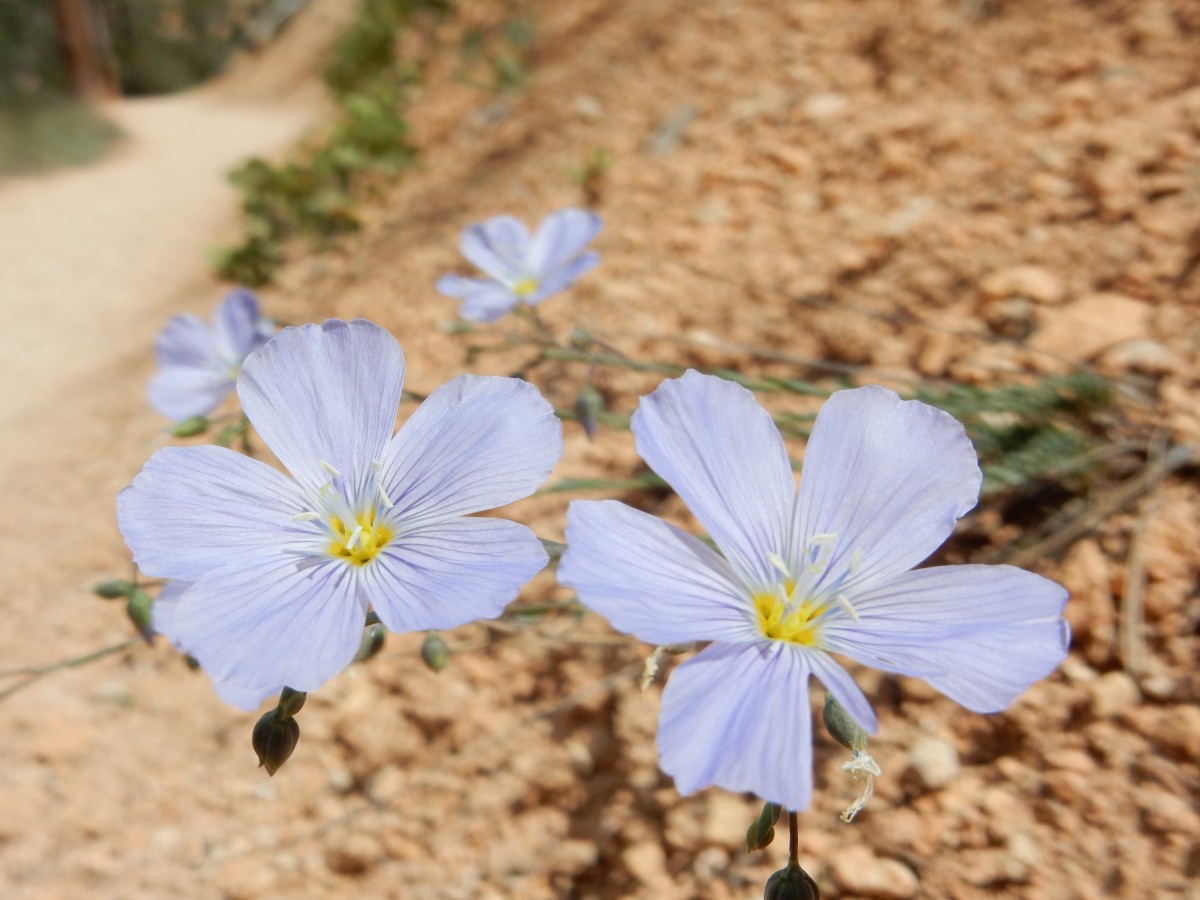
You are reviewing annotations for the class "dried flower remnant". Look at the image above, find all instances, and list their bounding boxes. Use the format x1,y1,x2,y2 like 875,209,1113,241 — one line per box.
148,288,275,422
558,372,1069,812
120,320,563,707
436,208,602,322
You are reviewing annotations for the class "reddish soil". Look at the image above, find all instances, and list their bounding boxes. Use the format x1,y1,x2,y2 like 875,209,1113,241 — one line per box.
1,1,1197,898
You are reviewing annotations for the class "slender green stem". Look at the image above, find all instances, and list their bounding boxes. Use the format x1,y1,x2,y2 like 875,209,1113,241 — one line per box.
0,637,141,704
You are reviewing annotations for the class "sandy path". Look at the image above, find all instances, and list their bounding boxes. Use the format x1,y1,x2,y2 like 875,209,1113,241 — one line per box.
0,91,313,456
0,88,323,651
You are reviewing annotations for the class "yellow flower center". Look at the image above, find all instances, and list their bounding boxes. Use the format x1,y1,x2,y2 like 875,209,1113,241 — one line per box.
754,587,828,646
328,510,393,566
512,276,539,297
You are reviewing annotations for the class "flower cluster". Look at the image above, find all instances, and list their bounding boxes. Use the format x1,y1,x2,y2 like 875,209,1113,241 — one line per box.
119,208,1070,829
121,319,563,706
149,289,275,422
558,372,1070,811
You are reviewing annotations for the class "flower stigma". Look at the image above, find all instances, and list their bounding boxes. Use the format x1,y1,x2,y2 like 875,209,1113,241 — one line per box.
328,509,393,566
512,276,539,297
290,458,397,567
753,535,857,647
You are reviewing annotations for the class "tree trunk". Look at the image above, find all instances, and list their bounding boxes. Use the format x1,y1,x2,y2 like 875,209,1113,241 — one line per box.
51,0,120,100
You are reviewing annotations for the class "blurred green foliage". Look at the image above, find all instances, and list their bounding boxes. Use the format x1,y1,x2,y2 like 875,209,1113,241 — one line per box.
216,0,541,285
0,99,124,177
100,0,269,96
917,370,1114,497
215,0,451,285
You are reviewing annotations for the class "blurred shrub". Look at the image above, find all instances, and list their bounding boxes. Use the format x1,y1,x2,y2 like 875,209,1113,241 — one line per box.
216,0,451,286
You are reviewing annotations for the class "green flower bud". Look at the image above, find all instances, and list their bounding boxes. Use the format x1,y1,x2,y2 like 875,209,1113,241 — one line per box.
763,862,820,900
421,631,449,673
276,687,306,718
574,384,605,440
94,578,134,599
253,710,300,776
354,623,387,663
125,586,155,642
746,801,783,852
170,415,209,437
822,692,868,752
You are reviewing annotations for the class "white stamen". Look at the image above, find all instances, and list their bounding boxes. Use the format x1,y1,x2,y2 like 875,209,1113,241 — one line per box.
345,524,364,550
809,532,838,545
291,511,321,522
640,646,667,692
376,482,394,510
850,547,864,575
767,552,792,579
318,459,342,478
835,593,861,622
840,749,881,823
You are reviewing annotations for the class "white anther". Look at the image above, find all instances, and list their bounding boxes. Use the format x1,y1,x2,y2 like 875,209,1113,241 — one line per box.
318,459,342,478
809,533,838,545
834,593,860,622
291,511,321,522
850,547,864,575
376,482,394,510
345,524,363,550
767,552,792,579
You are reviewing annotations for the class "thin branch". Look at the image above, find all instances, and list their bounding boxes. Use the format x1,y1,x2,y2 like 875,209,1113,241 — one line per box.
0,637,141,704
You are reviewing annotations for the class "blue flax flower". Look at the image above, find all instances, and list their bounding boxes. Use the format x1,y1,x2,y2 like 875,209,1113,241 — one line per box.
149,288,275,422
120,319,563,707
436,208,602,322
558,372,1069,811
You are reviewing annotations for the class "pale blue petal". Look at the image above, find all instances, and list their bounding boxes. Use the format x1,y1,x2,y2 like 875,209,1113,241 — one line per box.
169,553,367,697
527,209,603,276
154,314,215,369
436,273,519,322
458,289,521,323
558,500,758,645
632,371,796,588
118,445,306,581
213,289,270,361
793,386,982,587
807,651,877,734
148,365,231,421
210,678,278,711
527,251,600,305
153,580,280,710
381,375,562,527
237,320,405,493
435,273,497,299
150,579,189,640
461,215,530,281
658,642,815,811
822,565,1069,712
361,518,547,632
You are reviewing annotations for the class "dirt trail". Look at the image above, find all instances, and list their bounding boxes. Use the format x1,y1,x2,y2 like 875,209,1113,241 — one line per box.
0,91,312,458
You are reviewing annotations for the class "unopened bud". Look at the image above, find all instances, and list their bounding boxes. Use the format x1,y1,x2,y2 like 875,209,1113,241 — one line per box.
421,631,449,673
763,862,820,900
822,692,868,752
126,586,155,641
354,623,386,663
253,710,300,776
574,385,605,440
746,801,783,852
276,687,306,718
94,578,134,599
171,415,209,437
